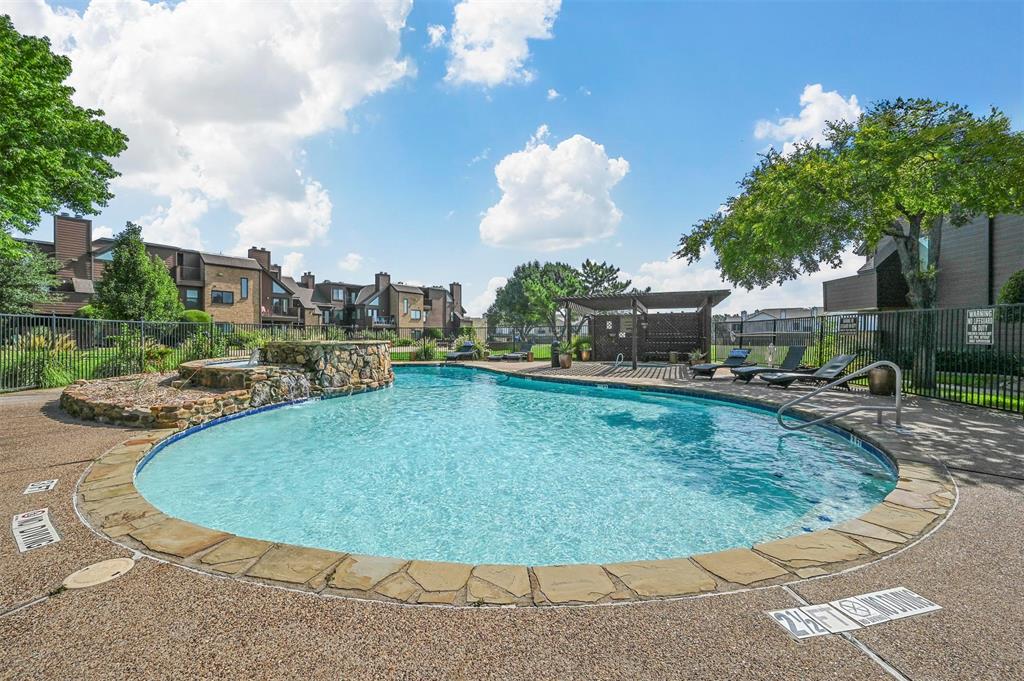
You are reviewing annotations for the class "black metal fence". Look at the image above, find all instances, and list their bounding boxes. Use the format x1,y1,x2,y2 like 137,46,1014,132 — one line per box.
0,314,492,392
712,304,1024,413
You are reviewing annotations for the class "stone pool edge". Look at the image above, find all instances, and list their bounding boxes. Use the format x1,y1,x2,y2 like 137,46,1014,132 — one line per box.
75,370,956,608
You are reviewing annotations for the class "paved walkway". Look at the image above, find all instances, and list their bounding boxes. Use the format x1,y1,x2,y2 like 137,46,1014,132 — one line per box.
1,374,1022,679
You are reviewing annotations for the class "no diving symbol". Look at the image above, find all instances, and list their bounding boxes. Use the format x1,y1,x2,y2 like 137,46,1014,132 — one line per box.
831,597,891,626
839,599,871,618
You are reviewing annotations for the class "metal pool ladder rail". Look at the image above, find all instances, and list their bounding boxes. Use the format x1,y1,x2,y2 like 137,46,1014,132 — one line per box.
776,361,903,430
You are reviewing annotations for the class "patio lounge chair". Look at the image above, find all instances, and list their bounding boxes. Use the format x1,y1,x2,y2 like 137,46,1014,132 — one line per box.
758,354,857,389
445,341,478,361
690,348,751,379
731,346,808,383
486,351,528,362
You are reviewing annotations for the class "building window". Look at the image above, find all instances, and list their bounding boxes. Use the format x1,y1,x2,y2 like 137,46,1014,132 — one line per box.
411,310,421,320
349,291,356,303
211,290,234,304
332,288,344,301
272,281,287,294
240,277,249,299
403,298,409,314
184,288,201,310
96,249,114,262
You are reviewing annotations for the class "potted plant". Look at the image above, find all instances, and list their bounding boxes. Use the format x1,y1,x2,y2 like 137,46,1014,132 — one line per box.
868,364,897,395
558,346,573,369
578,340,592,362
687,349,706,366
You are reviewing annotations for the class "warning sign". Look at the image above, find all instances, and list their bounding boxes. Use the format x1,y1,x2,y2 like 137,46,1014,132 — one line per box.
829,596,891,626
11,508,60,552
966,308,994,345
851,587,942,620
801,604,861,633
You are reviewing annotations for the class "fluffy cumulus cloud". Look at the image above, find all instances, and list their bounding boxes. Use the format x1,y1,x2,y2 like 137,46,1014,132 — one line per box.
439,0,561,87
754,84,861,154
622,250,865,314
3,0,413,251
480,125,629,251
280,252,306,279
337,252,364,272
465,276,508,316
546,88,560,100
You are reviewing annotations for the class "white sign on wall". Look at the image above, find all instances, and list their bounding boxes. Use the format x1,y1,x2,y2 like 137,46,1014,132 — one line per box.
966,308,994,345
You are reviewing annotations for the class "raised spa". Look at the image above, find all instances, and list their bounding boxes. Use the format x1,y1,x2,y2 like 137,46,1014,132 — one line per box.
135,366,896,566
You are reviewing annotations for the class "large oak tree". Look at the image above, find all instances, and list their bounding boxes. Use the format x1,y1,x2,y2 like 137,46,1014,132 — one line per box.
677,99,1024,310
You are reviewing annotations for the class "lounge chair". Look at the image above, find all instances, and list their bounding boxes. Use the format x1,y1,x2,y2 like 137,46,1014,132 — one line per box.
731,346,808,383
486,351,528,362
690,348,751,379
445,341,478,361
758,354,857,389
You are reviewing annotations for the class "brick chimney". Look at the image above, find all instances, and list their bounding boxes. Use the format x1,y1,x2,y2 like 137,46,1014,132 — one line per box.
449,282,463,312
247,246,271,271
300,272,315,289
270,263,282,279
375,272,391,291
54,214,92,266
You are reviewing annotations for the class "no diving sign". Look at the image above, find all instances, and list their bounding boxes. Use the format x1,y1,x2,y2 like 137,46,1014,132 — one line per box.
768,587,940,640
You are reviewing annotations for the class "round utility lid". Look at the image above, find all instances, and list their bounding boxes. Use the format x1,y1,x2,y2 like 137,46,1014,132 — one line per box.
63,558,135,589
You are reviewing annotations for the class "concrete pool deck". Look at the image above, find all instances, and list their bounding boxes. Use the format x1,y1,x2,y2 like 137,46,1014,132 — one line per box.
2,367,1023,679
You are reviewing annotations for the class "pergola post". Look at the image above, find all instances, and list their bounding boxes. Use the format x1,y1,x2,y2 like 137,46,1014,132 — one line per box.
631,296,638,370
701,295,712,359
565,304,572,347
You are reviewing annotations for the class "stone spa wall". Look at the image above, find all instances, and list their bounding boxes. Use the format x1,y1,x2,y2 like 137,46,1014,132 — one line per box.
263,340,393,395
61,340,392,429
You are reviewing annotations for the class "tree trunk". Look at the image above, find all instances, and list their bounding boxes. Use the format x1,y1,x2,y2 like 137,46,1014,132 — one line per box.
891,215,942,389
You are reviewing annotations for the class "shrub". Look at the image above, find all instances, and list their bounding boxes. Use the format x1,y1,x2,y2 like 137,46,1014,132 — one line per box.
75,304,104,319
935,349,1022,376
425,328,443,340
180,309,213,324
998,270,1024,321
0,329,76,388
93,326,173,377
177,330,229,363
416,341,439,360
394,337,414,347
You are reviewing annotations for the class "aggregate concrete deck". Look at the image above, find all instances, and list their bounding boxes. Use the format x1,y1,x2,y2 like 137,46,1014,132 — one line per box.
1,370,1022,680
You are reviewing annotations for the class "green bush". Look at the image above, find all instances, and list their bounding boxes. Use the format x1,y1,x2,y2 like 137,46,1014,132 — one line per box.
394,337,414,347
75,304,103,319
998,269,1024,321
180,309,213,324
177,330,229,363
93,326,173,377
935,349,1022,376
0,329,78,388
425,328,444,340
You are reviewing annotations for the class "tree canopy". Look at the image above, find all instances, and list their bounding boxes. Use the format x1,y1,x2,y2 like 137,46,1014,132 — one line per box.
0,16,128,256
93,223,184,321
677,99,1024,308
579,259,632,296
0,243,59,313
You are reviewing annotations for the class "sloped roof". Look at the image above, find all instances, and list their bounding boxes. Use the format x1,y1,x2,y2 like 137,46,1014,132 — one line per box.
355,284,381,305
281,277,316,309
560,289,731,314
200,253,263,271
392,283,423,295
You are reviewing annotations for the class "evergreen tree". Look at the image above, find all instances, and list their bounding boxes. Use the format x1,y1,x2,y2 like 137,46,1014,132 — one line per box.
0,244,60,313
94,223,183,320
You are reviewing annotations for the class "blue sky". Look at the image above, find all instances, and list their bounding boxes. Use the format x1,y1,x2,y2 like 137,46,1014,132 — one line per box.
10,0,1024,314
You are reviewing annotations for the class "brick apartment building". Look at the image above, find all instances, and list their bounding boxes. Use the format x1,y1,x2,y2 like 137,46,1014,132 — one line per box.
20,214,465,334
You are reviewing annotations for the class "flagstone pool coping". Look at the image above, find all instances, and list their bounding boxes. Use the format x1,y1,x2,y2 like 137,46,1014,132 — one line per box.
74,365,956,608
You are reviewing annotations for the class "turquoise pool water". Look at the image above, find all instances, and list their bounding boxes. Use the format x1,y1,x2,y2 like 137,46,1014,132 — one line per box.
135,366,896,565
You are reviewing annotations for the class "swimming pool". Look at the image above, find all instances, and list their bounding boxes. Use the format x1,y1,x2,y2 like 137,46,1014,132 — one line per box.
135,365,896,565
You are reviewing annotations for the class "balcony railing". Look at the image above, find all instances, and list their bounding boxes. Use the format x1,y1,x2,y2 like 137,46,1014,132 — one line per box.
175,265,202,283
269,301,297,317
372,315,396,328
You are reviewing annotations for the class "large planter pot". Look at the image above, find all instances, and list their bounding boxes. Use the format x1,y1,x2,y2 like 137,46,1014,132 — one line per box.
580,349,591,362
868,366,897,396
558,352,573,369
527,351,534,362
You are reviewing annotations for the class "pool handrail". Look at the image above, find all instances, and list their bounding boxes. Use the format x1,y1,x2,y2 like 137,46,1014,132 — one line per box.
776,360,903,431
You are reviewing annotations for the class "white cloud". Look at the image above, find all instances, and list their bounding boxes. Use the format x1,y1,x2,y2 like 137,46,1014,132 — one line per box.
443,0,561,87
754,84,861,155
337,252,364,272
480,125,629,251
4,0,412,252
280,252,305,278
93,225,114,239
578,86,591,96
468,147,490,165
622,250,865,315
546,88,560,100
466,276,507,316
427,23,447,48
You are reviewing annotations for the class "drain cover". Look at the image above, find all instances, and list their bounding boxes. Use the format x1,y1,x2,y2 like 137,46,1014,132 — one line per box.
63,558,135,589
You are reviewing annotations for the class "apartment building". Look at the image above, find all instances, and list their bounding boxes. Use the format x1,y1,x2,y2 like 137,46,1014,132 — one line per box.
822,214,1024,311
23,214,466,333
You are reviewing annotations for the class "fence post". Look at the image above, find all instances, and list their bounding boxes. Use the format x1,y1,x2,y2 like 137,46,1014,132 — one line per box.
139,318,146,373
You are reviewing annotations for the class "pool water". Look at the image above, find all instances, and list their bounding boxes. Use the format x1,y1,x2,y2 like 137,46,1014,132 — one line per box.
136,366,896,565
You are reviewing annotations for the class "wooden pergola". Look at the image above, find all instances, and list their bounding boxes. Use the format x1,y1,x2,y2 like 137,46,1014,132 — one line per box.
557,289,731,370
